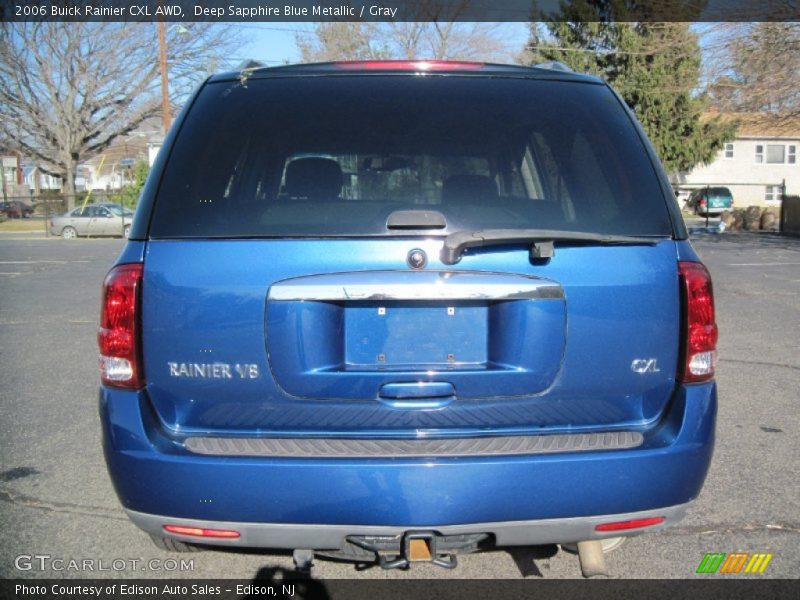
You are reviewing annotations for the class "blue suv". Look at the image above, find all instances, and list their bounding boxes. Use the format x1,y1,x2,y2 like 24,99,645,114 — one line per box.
99,61,717,573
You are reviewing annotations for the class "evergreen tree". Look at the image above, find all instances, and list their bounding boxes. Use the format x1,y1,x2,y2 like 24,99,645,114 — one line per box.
525,10,735,173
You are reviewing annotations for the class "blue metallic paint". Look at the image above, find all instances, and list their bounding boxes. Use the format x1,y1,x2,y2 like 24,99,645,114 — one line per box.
100,380,715,525
136,239,681,435
267,297,566,399
102,237,715,532
104,68,713,541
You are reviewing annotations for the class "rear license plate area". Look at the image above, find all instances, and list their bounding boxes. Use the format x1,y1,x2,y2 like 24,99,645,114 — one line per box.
344,301,487,368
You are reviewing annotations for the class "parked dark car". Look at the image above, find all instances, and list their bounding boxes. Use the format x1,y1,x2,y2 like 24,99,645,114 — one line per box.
99,61,717,575
0,200,34,218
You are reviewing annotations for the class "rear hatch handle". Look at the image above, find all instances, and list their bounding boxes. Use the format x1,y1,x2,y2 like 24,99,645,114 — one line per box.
379,382,456,409
440,229,663,264
379,382,455,400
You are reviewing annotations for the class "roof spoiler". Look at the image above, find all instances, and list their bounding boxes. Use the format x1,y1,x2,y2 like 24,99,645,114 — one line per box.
534,61,574,73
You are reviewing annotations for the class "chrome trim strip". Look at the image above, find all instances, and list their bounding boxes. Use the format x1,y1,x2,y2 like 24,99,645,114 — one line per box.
267,270,564,301
184,431,643,458
126,502,692,550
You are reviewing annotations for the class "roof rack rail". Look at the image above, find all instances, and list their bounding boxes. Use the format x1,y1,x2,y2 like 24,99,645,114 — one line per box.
534,61,574,73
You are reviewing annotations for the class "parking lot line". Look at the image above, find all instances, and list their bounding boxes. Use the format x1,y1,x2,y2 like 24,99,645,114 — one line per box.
0,260,90,264
728,262,800,267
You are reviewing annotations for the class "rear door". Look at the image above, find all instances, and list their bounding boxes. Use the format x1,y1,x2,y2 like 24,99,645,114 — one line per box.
69,207,92,235
94,206,114,235
140,72,680,438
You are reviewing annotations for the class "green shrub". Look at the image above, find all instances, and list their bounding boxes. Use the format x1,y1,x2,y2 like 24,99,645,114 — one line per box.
109,161,150,209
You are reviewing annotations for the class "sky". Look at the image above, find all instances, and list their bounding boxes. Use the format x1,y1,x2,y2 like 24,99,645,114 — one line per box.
233,22,531,66
235,24,306,65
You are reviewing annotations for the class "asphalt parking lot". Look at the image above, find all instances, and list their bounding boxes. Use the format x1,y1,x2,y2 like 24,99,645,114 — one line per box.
0,230,798,581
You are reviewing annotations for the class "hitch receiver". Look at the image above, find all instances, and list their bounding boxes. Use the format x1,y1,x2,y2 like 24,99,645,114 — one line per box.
380,531,457,570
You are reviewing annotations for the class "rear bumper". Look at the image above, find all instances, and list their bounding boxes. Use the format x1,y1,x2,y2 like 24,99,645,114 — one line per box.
126,502,692,550
101,382,715,544
698,207,728,215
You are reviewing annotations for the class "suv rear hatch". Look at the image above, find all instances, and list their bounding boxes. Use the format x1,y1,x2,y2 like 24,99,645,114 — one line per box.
138,65,680,438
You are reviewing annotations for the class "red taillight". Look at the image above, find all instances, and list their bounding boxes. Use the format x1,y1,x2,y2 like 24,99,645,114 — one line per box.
595,516,665,531
698,198,707,206
163,525,240,538
98,263,143,389
334,60,484,71
678,261,717,383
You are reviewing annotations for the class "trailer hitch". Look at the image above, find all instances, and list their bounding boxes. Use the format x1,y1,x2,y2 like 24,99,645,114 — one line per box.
350,531,459,570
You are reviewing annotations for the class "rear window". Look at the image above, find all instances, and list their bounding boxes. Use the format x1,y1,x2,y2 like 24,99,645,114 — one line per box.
150,75,671,238
708,187,733,198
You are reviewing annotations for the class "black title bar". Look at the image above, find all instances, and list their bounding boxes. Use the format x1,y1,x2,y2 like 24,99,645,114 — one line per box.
1,0,798,22
2,579,800,600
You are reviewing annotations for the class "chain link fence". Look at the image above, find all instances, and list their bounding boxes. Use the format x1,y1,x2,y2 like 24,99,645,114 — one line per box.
2,185,796,237
0,192,137,238
672,180,788,230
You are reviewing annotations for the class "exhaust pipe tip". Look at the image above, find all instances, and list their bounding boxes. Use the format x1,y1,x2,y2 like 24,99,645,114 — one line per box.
576,540,610,578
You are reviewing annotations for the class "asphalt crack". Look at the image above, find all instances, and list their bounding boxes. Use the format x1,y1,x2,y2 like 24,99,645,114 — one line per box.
719,358,800,372
665,522,800,536
0,487,128,522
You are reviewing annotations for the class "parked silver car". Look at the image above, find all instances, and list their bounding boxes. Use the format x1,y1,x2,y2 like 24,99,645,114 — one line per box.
97,202,136,218
49,204,132,239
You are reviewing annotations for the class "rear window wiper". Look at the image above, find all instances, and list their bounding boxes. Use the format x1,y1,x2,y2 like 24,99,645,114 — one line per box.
441,229,663,264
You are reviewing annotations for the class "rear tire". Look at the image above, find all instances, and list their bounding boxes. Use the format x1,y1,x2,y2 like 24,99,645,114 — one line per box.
149,534,204,553
61,226,77,240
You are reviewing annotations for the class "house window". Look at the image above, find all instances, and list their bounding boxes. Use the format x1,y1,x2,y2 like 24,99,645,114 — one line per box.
766,145,785,163
724,143,734,158
757,143,797,164
765,185,781,202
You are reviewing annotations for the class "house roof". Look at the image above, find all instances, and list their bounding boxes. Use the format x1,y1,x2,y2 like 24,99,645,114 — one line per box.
704,111,800,138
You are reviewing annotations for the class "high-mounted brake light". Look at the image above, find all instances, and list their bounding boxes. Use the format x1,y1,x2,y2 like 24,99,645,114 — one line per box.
595,516,665,531
164,525,240,539
678,261,718,383
98,263,144,389
334,60,484,71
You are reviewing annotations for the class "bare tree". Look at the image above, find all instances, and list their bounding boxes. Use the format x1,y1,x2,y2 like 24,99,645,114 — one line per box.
297,0,515,63
296,22,387,62
297,21,514,63
0,22,237,206
703,23,800,118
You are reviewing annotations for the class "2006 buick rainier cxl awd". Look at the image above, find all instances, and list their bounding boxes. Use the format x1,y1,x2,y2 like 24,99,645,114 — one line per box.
99,61,717,575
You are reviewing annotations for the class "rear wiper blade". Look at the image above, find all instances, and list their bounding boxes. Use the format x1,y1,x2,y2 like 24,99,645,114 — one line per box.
440,229,662,264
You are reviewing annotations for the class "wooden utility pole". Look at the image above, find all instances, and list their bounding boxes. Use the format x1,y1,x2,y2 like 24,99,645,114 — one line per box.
158,21,171,134
15,150,23,184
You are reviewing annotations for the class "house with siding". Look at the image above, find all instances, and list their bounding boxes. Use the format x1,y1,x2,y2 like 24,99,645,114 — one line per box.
672,113,799,209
